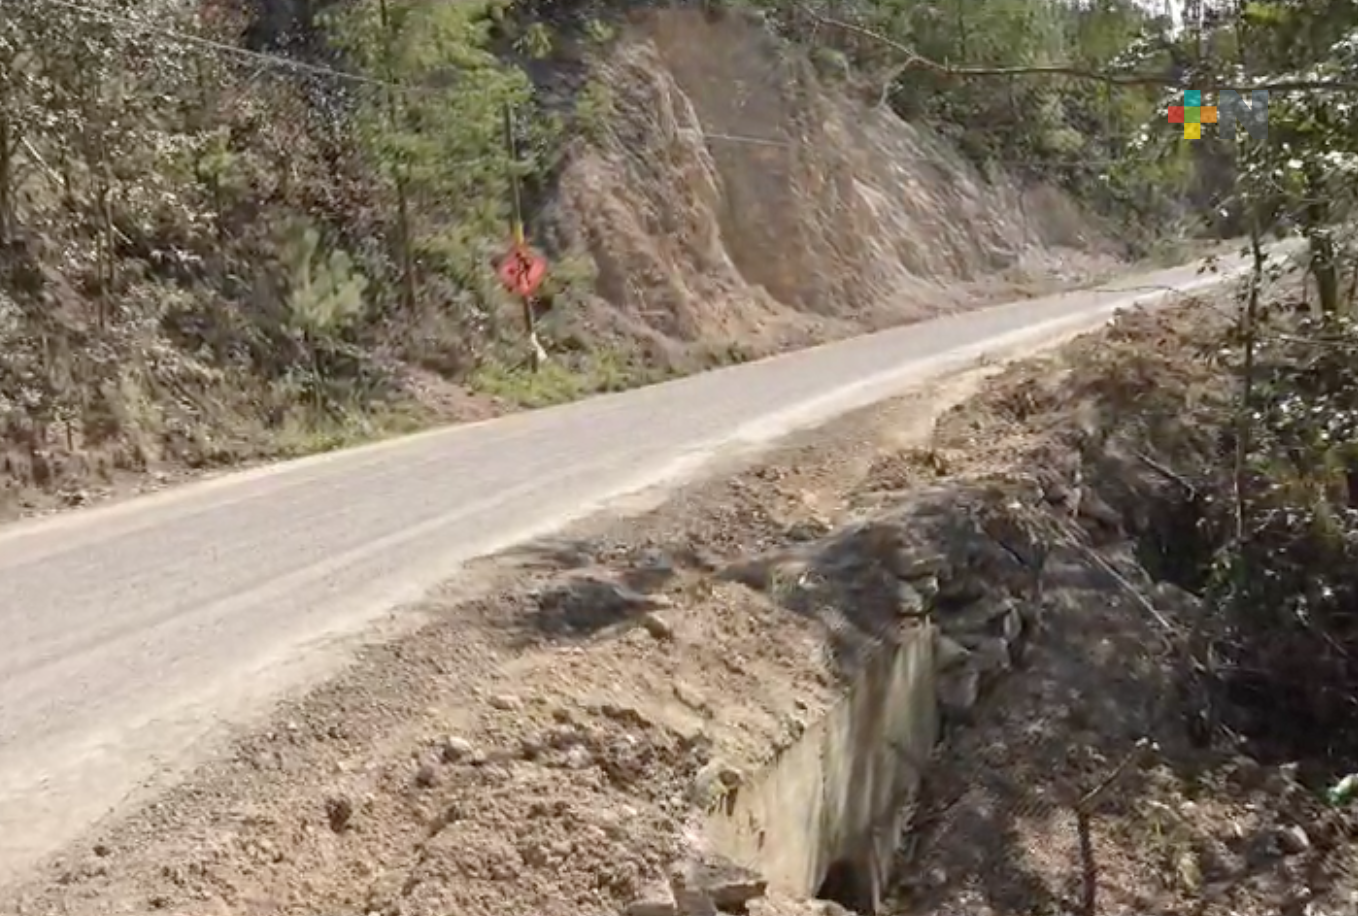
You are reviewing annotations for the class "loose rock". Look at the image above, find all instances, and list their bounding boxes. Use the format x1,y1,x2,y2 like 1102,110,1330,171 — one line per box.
961,635,1012,675
895,581,926,616
324,795,353,832
1277,824,1311,855
1175,849,1203,892
1078,490,1122,528
441,736,476,763
519,736,545,760
1227,754,1266,789
934,634,971,670
913,574,940,602
1042,479,1079,512
692,761,743,807
891,547,949,580
672,883,718,916
953,595,1017,631
682,856,768,911
641,612,675,640
787,519,831,542
1266,762,1302,796
626,880,679,916
489,693,524,712
1000,605,1023,643
938,665,981,714
564,745,593,769
413,762,438,788
636,548,677,576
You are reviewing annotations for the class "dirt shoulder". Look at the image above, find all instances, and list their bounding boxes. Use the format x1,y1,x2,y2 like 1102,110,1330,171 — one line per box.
16,283,1351,916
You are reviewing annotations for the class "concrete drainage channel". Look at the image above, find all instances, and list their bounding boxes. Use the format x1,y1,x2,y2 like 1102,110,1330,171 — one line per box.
634,486,1042,916
703,622,936,913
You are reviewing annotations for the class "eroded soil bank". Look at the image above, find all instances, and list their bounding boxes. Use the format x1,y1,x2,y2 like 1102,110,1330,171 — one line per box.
885,295,1358,916
13,285,1358,916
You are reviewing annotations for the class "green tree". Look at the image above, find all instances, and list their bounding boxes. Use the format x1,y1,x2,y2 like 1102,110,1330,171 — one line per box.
324,0,546,312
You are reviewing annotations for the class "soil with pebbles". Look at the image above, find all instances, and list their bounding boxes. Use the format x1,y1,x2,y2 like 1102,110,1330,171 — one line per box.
890,294,1358,916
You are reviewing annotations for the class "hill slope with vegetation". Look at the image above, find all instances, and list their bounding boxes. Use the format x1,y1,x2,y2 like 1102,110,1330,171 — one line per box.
0,0,1205,517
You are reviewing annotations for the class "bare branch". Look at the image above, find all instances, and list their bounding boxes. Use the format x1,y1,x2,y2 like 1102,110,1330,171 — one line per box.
801,8,1358,94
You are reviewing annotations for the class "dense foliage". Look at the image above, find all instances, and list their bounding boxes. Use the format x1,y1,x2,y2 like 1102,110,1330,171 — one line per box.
773,0,1202,240
0,0,589,470
1131,1,1358,760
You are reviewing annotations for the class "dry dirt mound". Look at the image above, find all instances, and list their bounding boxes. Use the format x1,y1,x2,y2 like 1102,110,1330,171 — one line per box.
883,292,1358,916
0,382,990,916
542,8,1123,363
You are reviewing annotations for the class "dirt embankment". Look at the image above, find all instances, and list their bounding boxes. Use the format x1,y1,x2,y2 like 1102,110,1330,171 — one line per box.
0,7,1124,523
888,299,1358,916
542,9,1119,360
16,287,1358,916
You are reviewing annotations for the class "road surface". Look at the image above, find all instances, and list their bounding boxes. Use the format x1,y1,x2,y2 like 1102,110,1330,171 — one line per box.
0,249,1266,886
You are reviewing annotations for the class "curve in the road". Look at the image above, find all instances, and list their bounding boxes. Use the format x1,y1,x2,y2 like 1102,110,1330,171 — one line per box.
0,248,1271,886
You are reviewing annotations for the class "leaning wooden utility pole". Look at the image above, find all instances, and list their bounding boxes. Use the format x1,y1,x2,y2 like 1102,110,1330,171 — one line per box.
499,102,548,372
378,0,417,315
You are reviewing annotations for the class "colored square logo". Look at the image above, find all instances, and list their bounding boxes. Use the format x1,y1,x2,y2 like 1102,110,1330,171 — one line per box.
1168,91,1217,140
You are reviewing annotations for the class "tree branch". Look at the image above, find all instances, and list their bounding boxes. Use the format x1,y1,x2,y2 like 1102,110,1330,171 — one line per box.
801,8,1358,94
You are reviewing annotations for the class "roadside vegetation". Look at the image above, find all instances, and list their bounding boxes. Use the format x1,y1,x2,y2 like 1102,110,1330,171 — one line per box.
874,0,1358,850
1120,0,1358,773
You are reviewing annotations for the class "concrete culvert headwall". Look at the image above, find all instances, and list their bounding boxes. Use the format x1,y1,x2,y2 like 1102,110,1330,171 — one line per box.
663,487,1047,915
701,625,935,912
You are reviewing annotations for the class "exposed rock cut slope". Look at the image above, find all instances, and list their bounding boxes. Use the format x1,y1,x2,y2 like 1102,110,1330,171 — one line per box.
543,9,1119,363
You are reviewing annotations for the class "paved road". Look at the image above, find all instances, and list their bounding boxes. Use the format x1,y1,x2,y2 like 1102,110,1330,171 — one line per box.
0,249,1267,885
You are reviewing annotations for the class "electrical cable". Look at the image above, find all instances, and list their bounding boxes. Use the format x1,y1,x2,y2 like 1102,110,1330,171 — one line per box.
18,0,1205,171
26,0,420,93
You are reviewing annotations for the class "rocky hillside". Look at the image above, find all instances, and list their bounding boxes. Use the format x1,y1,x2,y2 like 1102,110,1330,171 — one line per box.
0,1,1126,519
544,10,1118,358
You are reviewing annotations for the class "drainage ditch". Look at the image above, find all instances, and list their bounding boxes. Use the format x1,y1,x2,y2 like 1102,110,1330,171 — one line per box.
663,484,1045,916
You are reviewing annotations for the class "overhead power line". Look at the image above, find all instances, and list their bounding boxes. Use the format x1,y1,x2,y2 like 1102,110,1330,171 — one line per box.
703,129,1163,166
28,0,416,93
